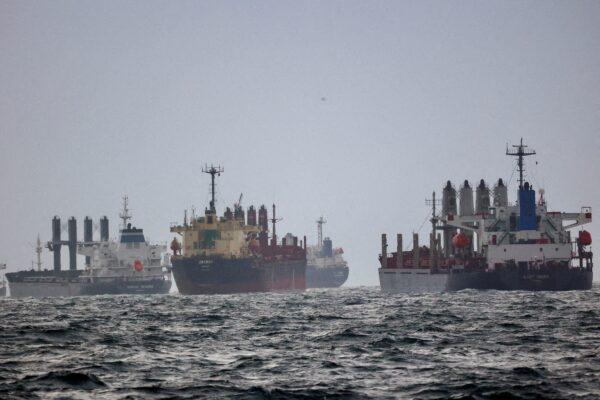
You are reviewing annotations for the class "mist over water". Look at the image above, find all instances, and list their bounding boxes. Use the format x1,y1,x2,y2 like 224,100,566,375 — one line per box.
1,286,599,399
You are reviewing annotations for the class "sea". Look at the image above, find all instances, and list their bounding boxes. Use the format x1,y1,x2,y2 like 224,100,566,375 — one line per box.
1,285,599,399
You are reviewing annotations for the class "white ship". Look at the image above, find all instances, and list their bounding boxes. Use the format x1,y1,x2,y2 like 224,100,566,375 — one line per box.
6,197,172,298
379,140,593,293
304,217,349,288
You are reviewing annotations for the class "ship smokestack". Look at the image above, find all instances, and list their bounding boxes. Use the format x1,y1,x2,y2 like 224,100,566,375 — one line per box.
442,180,457,256
100,216,109,242
68,217,77,271
396,234,403,268
247,206,257,226
84,216,93,267
476,179,490,214
413,233,420,267
52,216,61,272
459,180,474,251
258,205,268,232
493,178,508,207
381,234,388,268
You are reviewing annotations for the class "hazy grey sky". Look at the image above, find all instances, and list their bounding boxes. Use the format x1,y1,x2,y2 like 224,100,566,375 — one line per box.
1,1,599,286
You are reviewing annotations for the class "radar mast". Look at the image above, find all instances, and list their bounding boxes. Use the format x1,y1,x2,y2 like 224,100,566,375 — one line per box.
316,216,327,248
506,138,536,190
119,195,132,229
202,164,224,213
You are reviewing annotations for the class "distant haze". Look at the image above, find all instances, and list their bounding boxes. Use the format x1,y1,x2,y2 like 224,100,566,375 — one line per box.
1,1,599,285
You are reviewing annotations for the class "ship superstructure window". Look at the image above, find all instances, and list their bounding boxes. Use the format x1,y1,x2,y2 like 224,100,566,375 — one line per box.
120,232,145,243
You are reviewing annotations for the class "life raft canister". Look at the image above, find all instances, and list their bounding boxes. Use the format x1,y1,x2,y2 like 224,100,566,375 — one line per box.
133,259,144,272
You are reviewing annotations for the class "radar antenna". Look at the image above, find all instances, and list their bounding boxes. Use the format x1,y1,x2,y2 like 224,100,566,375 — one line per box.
119,195,132,229
316,216,327,247
506,138,536,190
202,164,224,212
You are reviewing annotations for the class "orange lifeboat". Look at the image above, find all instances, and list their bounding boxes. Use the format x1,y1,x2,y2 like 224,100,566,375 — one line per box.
579,230,592,246
452,233,470,248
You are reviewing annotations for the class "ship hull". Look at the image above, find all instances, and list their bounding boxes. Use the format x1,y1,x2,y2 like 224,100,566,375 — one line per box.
6,270,171,298
306,264,349,288
447,266,593,291
171,256,306,295
379,268,448,293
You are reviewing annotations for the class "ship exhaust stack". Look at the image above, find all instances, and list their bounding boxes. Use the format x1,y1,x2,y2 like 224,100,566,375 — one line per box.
413,233,420,267
442,180,457,256
493,178,508,207
381,234,388,268
52,216,61,272
396,234,403,268
247,206,257,226
100,216,109,242
459,180,474,251
84,217,93,267
476,179,490,214
68,217,77,270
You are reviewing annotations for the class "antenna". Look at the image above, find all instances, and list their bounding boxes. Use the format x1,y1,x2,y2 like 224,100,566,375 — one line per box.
202,164,224,212
316,216,327,247
506,138,536,190
119,195,132,229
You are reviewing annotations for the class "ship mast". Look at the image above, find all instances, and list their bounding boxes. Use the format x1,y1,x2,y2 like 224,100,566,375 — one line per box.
119,195,132,229
36,234,42,271
506,138,536,190
270,204,282,246
316,216,327,247
202,164,224,213
425,191,441,270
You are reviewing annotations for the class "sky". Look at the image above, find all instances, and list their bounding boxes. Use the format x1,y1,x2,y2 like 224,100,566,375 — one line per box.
1,1,599,286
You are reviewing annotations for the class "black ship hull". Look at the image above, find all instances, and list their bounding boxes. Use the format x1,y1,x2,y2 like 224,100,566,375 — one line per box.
447,266,593,291
6,270,172,297
171,255,306,295
306,264,349,288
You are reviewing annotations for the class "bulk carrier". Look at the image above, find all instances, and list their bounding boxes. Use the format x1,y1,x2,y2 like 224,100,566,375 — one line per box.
169,165,306,295
305,217,349,288
379,140,593,292
6,198,172,297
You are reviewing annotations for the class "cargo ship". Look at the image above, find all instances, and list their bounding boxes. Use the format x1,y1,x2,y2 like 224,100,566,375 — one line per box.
379,140,593,292
305,217,349,288
169,165,307,295
6,198,172,297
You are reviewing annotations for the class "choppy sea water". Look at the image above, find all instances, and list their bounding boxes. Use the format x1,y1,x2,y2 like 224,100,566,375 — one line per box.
1,285,599,399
